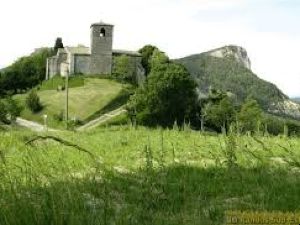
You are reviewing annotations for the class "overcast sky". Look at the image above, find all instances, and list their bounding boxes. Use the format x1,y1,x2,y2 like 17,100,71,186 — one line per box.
1,0,299,97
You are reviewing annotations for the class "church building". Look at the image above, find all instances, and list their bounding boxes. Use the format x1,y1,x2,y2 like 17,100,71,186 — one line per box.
46,22,144,81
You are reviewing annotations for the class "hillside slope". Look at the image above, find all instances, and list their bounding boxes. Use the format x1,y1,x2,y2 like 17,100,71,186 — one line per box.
14,78,130,128
175,45,300,119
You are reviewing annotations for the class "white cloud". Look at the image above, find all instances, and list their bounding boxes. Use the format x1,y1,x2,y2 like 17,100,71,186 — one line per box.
0,0,299,97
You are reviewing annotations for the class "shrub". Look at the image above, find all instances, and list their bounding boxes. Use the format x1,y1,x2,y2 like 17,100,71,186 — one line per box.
0,98,23,123
26,90,43,113
5,98,23,122
53,110,64,121
0,100,8,124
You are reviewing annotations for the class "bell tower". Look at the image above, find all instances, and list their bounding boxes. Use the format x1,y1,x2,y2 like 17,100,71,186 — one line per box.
90,22,113,75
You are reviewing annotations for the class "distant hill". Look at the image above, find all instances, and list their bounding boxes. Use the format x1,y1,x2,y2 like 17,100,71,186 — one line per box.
175,45,300,119
292,97,300,103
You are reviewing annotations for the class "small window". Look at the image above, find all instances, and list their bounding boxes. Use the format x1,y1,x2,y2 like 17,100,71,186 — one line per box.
100,28,106,37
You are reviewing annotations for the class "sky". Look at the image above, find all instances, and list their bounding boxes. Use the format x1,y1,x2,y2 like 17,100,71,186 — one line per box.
0,0,299,97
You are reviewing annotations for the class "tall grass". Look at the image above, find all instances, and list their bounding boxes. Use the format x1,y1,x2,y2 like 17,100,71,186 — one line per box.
0,126,300,224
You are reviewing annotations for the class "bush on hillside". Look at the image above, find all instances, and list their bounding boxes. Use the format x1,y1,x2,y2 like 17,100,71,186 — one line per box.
26,90,43,113
0,98,23,123
5,98,23,122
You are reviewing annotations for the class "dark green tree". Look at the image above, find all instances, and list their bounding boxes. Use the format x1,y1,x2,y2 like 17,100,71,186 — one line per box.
138,45,158,75
204,96,236,131
238,98,263,132
54,37,64,53
130,55,197,126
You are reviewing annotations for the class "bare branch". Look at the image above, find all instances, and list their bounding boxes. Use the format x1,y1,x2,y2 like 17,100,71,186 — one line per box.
25,135,96,160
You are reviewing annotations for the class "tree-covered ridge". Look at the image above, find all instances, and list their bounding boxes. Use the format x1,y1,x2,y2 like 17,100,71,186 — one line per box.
0,48,54,95
175,53,287,110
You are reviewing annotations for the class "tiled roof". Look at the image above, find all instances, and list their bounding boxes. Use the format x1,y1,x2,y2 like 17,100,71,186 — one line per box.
113,49,141,57
65,46,90,55
57,48,67,54
55,46,140,57
91,21,114,27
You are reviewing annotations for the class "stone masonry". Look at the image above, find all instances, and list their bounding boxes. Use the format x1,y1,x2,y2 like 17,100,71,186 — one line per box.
46,21,145,82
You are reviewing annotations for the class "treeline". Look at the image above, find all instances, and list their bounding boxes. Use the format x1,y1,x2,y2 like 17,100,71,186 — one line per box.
0,48,54,96
201,91,300,136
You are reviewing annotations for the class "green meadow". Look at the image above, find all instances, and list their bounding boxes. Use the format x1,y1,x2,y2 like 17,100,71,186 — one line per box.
0,126,299,224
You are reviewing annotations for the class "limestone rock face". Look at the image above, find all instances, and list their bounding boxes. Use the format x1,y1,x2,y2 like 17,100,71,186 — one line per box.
269,99,300,119
205,45,251,70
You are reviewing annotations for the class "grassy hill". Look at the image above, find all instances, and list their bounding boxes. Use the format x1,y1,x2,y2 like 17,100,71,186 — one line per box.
14,77,131,128
175,53,287,110
1,126,300,224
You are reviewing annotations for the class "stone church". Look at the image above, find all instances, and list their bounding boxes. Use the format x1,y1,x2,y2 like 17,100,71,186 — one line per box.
46,22,145,82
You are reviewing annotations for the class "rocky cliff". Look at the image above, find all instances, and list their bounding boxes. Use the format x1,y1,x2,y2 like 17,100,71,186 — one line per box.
204,45,251,70
269,99,300,119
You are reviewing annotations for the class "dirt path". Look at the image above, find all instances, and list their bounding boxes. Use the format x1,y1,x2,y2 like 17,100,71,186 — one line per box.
77,107,127,131
16,106,126,132
16,118,57,132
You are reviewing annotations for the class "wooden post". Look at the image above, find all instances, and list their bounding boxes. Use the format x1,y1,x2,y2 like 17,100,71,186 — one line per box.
200,115,205,132
43,114,48,131
46,58,49,80
65,72,69,129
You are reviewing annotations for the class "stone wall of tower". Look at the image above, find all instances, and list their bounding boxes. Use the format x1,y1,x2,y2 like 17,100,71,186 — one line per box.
90,24,113,75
